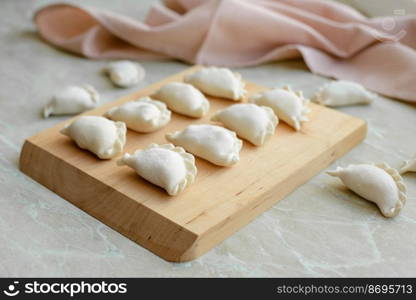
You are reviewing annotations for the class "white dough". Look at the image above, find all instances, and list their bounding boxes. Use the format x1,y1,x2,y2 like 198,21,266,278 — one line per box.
313,80,376,107
153,82,210,118
60,116,126,159
211,103,278,146
327,163,407,218
43,85,99,118
117,143,197,196
184,67,246,101
166,124,242,167
400,156,416,174
250,86,310,131
105,97,171,133
104,60,145,88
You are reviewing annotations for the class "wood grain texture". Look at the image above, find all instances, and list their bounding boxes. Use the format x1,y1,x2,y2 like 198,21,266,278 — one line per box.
19,66,367,262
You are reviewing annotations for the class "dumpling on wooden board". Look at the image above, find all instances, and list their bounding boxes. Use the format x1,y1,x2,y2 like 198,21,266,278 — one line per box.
117,143,197,196
166,124,242,167
153,82,210,118
60,116,126,159
250,86,310,131
105,97,171,133
184,67,246,101
211,103,278,146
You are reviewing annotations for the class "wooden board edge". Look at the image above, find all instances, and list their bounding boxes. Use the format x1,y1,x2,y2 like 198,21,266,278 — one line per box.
177,119,368,261
19,139,200,262
19,117,368,263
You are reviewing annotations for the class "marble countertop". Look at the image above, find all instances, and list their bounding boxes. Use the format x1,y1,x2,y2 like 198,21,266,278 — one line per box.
1,0,415,277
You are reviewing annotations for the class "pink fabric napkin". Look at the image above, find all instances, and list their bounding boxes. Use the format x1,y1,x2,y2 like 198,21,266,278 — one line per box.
34,0,416,102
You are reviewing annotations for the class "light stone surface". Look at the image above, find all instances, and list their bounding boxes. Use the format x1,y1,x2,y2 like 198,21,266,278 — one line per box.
0,0,415,277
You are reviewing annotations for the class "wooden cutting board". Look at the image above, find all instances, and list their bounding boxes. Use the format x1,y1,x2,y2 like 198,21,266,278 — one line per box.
19,66,367,262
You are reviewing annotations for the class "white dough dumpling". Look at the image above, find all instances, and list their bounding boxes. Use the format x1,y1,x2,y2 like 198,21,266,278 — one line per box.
327,163,407,218
184,67,246,101
117,144,197,196
43,85,99,118
104,60,145,88
211,103,278,146
153,82,210,118
105,97,171,133
60,116,126,159
313,80,376,107
250,86,310,131
400,155,416,174
166,124,242,167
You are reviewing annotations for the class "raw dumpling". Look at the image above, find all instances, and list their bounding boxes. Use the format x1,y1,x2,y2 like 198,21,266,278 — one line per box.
153,82,210,118
211,103,278,146
43,85,99,118
249,86,310,131
400,156,416,174
104,60,145,88
61,116,126,159
117,144,197,196
313,80,376,107
105,97,171,133
327,163,407,218
184,67,246,101
166,124,242,166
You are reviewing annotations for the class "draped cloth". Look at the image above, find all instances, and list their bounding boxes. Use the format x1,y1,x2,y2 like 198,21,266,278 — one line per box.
35,0,416,102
